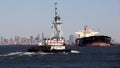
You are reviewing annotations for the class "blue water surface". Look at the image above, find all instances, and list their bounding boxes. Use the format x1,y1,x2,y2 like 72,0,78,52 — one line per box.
0,45,120,68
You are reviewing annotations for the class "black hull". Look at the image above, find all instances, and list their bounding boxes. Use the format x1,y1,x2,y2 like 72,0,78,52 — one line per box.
75,35,111,46
28,46,71,53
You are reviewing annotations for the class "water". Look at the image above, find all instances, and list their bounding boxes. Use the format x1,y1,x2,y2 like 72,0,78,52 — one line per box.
0,45,120,68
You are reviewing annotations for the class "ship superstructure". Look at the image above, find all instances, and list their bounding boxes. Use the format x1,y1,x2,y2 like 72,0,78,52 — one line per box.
44,2,65,45
75,26,99,38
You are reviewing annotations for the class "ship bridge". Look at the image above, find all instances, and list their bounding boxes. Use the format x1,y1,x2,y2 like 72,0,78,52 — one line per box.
75,26,99,38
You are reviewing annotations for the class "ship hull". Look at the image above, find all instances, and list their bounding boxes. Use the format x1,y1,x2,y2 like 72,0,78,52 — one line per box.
75,35,111,46
28,45,71,53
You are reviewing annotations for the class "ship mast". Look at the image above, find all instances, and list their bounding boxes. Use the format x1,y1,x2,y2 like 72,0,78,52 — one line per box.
53,2,64,40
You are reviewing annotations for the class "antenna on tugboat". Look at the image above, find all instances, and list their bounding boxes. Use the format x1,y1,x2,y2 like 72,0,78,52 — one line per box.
54,2,58,17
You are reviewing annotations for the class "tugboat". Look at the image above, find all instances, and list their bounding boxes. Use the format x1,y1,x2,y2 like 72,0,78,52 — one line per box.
75,26,112,46
28,3,71,53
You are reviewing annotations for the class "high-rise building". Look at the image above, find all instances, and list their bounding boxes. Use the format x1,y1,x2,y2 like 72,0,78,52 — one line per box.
69,34,75,45
37,34,40,41
42,33,45,41
0,36,4,44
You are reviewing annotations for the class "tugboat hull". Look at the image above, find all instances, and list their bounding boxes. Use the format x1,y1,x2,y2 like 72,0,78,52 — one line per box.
28,45,71,53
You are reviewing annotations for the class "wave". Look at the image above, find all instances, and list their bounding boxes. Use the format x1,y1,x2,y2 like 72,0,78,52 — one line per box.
71,50,80,53
0,50,79,56
0,52,55,56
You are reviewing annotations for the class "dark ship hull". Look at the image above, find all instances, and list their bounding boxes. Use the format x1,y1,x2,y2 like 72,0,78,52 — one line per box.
28,45,71,53
75,35,111,46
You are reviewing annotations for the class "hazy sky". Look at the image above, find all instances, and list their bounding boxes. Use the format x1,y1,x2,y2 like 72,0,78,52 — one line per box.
0,0,120,41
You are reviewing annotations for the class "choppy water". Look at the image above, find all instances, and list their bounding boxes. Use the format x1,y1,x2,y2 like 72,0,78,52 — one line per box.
0,45,120,68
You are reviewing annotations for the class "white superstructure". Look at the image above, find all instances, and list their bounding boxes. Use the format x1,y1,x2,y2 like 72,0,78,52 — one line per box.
75,26,99,38
43,2,65,45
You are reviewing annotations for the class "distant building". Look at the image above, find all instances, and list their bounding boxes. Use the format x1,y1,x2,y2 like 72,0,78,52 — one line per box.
0,36,4,44
37,34,41,41
42,33,45,41
69,34,75,45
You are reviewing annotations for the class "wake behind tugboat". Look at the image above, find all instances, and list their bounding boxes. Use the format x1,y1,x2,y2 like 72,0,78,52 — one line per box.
27,3,71,53
0,50,79,57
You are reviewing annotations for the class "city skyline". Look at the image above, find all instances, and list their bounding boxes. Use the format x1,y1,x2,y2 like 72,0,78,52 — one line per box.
0,33,76,45
0,0,120,42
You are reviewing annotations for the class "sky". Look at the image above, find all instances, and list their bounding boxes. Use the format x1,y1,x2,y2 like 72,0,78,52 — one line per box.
0,0,120,41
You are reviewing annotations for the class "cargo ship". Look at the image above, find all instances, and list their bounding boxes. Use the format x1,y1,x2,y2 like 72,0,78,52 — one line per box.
75,26,112,46
28,3,71,53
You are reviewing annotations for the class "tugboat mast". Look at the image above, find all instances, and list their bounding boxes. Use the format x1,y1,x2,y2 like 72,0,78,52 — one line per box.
55,2,58,18
53,2,64,40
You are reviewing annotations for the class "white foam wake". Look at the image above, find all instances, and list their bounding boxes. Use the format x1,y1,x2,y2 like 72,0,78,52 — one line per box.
71,50,80,53
0,52,33,56
0,50,79,56
0,52,54,56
